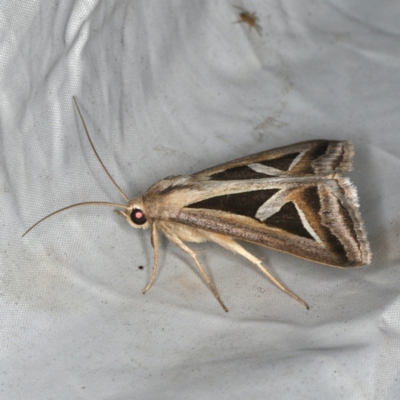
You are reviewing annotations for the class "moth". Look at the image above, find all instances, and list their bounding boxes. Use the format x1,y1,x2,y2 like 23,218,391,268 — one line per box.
23,98,371,312
233,6,262,36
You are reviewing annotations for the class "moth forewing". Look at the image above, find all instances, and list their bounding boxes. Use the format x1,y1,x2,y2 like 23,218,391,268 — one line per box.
193,140,354,179
24,100,371,312
172,177,370,268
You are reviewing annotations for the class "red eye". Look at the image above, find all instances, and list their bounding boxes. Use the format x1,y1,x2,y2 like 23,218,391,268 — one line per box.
131,209,147,225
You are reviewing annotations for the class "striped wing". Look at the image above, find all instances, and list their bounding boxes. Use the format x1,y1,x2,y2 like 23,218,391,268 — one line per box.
145,140,370,267
194,140,354,180
170,176,370,267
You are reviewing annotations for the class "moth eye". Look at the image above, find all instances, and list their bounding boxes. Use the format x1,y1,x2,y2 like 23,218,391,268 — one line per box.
131,208,147,225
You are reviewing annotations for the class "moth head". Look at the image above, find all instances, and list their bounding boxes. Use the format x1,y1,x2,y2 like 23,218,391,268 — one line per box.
120,197,150,230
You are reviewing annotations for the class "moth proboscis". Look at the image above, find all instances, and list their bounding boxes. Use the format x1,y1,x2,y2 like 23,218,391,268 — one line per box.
23,97,371,312
233,6,262,36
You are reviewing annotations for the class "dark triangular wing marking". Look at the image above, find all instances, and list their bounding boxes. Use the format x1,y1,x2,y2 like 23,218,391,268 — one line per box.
263,202,314,240
207,165,273,180
193,140,353,180
187,189,279,219
187,190,313,240
259,153,300,171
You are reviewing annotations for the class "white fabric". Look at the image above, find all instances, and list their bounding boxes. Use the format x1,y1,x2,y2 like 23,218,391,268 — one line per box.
1,1,399,399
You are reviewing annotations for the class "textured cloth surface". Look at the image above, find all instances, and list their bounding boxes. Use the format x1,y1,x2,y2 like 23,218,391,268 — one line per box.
1,1,399,399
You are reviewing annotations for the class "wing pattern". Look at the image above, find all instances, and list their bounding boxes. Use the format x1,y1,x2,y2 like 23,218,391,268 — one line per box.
194,140,353,180
167,140,371,267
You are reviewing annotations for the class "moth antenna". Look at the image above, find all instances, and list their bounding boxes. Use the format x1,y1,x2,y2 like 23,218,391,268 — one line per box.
73,97,130,202
22,201,128,237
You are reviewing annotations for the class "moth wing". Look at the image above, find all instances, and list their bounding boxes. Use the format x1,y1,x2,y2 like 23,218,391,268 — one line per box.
169,177,371,267
193,140,354,180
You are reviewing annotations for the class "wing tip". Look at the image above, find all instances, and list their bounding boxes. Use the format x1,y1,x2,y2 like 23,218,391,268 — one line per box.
336,176,372,266
320,140,354,173
339,140,354,172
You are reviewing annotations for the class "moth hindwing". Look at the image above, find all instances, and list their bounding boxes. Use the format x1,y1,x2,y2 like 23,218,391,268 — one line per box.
24,99,371,312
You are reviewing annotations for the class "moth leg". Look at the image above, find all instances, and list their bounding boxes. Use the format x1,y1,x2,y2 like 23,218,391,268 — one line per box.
143,225,159,294
210,234,309,310
166,234,229,312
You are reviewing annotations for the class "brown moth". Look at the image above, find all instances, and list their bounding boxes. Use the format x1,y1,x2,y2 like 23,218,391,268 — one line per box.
23,98,371,312
233,6,262,36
